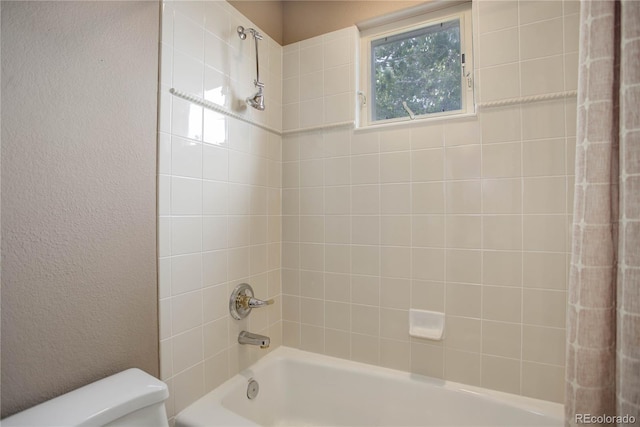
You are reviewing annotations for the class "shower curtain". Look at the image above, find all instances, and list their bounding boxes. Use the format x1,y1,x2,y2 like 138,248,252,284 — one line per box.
565,1,639,426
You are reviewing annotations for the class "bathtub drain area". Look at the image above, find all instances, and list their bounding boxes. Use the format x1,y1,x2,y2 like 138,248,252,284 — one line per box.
247,379,259,400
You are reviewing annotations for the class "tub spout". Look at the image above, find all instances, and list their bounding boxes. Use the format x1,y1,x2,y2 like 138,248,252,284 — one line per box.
238,331,270,349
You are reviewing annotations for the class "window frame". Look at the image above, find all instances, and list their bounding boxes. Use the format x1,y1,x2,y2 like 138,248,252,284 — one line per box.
358,3,474,128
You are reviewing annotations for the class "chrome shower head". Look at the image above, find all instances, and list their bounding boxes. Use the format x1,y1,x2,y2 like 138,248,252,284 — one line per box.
246,87,265,111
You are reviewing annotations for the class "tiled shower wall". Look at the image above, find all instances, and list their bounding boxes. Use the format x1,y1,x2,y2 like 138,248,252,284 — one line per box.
282,27,357,131
159,0,579,416
281,0,579,403
158,1,282,421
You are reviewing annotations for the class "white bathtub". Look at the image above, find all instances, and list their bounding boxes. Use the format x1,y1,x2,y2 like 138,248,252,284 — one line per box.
176,347,563,427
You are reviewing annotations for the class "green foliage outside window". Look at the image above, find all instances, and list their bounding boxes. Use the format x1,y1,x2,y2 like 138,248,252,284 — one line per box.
372,19,462,121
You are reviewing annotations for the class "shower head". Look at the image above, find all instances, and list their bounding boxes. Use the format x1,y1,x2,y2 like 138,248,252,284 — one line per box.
246,86,265,111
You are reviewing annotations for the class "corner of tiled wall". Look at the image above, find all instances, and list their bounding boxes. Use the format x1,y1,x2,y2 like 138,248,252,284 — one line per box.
158,1,282,423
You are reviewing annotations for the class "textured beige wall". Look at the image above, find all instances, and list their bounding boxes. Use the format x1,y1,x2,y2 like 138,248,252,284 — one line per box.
1,1,160,418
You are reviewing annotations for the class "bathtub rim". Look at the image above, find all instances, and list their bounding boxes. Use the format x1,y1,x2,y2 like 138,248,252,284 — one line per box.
175,345,564,426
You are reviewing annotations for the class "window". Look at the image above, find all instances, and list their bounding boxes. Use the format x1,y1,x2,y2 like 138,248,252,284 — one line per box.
359,3,474,127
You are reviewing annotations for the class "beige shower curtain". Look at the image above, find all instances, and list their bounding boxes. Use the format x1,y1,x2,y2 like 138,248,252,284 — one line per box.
565,1,639,426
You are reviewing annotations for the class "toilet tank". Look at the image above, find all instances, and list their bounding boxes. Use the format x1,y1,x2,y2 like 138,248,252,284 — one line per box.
2,369,169,427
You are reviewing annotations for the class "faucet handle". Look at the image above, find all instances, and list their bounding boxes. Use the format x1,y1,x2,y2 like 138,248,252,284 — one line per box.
247,296,274,308
237,294,273,309
230,283,273,320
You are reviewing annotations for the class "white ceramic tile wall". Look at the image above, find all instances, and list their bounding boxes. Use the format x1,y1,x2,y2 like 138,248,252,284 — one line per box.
159,0,578,416
281,0,579,404
158,1,282,422
282,27,357,131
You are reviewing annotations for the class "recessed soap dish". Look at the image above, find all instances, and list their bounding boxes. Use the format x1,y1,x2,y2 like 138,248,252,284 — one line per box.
409,309,445,341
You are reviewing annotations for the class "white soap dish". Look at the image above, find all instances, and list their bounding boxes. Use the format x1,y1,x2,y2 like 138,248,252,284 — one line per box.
409,309,445,341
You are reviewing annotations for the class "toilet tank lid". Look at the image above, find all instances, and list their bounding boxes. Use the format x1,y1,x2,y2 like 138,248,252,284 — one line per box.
2,368,169,427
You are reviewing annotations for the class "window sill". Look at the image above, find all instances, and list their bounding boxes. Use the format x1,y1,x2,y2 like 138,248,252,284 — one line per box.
354,111,477,133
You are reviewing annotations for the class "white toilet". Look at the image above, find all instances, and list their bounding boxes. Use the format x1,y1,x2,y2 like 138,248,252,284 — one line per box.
2,368,169,426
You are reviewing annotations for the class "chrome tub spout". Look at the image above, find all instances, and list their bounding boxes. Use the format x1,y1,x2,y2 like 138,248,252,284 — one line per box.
238,331,270,349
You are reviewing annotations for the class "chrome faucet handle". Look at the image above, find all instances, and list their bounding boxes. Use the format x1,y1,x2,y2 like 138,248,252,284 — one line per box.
236,294,274,309
230,283,273,320
246,296,274,308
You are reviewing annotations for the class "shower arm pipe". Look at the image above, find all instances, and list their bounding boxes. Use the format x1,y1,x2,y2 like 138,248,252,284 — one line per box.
238,26,264,88
253,30,263,87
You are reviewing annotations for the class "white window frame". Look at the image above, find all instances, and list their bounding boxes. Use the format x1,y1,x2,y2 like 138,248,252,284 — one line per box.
358,2,474,128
